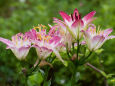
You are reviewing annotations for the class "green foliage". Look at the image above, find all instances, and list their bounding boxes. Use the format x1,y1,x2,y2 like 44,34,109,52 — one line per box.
0,0,115,86
27,72,43,86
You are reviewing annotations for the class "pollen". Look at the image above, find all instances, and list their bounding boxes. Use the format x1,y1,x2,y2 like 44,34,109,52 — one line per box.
34,24,47,33
90,28,96,33
15,35,18,46
37,33,42,40
45,36,52,42
60,30,65,35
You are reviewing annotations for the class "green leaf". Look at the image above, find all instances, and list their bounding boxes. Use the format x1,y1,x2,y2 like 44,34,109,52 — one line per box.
95,49,104,54
27,72,43,86
100,70,107,77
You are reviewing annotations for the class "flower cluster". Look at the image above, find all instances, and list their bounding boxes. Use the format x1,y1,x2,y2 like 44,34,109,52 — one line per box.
0,8,115,65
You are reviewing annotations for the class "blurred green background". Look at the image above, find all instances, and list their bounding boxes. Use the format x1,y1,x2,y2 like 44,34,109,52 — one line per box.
0,0,115,86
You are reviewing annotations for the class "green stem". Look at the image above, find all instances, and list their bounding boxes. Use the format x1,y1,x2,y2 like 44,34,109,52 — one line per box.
79,51,92,65
66,43,71,58
86,51,92,59
25,76,28,86
71,63,78,86
76,40,79,60
72,42,75,52
32,61,40,72
86,63,108,79
27,60,41,76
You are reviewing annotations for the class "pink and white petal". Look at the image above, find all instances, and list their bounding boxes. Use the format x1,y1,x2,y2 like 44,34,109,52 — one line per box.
95,35,115,50
92,36,103,47
92,35,105,50
71,19,84,28
56,43,66,51
53,17,67,31
82,11,96,22
49,36,61,44
11,33,23,41
66,34,73,49
36,47,52,59
81,30,91,39
87,24,96,35
0,37,13,46
59,11,72,22
33,45,52,59
103,29,113,37
48,25,59,36
106,35,115,39
52,48,65,64
73,8,80,20
25,29,37,40
11,47,30,60
84,17,96,26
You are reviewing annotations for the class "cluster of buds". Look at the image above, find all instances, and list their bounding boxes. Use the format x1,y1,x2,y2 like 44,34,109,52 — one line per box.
0,8,115,65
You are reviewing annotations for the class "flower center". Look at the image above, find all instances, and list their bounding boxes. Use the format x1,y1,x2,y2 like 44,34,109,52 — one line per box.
34,25,52,43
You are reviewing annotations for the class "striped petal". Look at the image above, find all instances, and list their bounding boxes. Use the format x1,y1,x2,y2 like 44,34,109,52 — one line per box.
59,11,71,22
91,35,105,50
0,37,13,47
11,47,30,60
82,11,96,22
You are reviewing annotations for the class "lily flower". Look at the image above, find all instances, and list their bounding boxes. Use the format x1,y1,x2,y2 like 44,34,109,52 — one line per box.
53,18,73,50
0,33,31,60
26,25,65,64
82,24,115,51
55,8,96,41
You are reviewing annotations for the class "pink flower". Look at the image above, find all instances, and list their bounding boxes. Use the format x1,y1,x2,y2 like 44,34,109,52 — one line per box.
54,8,96,41
26,25,65,64
0,33,31,60
53,18,73,49
82,24,115,51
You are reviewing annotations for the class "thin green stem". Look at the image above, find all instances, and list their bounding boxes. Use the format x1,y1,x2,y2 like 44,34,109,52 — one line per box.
32,61,40,72
72,42,75,52
76,40,79,60
79,51,92,65
66,43,71,58
25,76,28,86
86,51,92,59
86,63,108,79
27,60,41,76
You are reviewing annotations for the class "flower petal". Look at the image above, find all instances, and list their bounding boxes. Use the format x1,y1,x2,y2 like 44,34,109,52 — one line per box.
49,36,61,44
92,35,105,50
0,37,13,46
71,19,84,28
59,11,71,22
11,47,30,60
103,29,113,37
82,11,96,22
81,30,90,39
52,48,65,64
53,17,67,30
73,8,81,20
106,35,115,39
34,45,52,59
25,29,37,40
